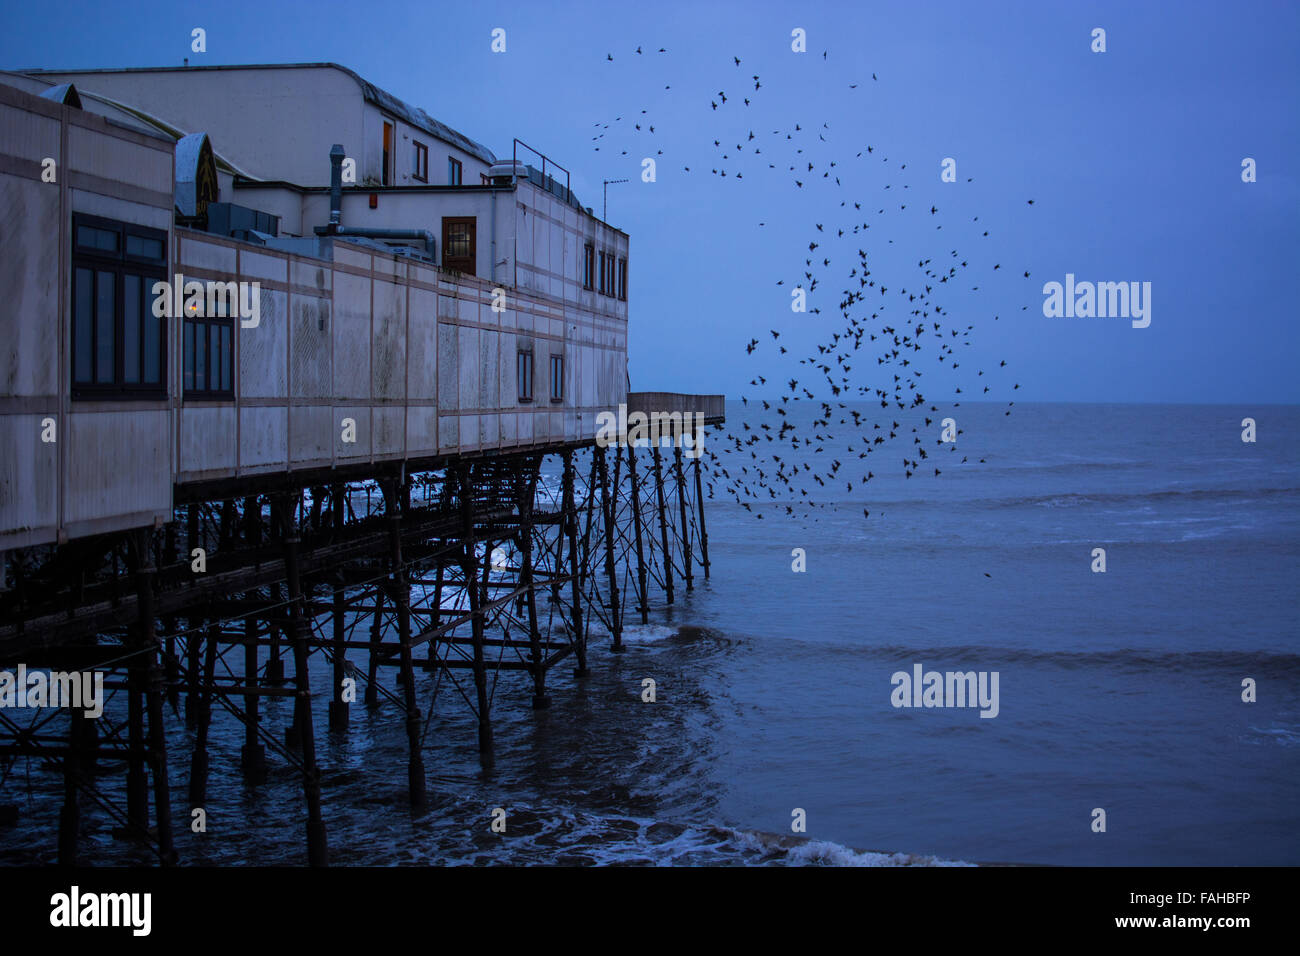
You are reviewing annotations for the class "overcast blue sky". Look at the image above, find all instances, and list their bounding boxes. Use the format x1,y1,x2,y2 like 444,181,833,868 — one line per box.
4,0,1297,403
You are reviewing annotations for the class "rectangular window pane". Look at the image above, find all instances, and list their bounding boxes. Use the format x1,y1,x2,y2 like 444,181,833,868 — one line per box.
195,321,206,391
74,268,93,383
143,295,161,385
123,274,140,383
96,271,115,383
209,324,221,392
184,323,195,392
446,225,470,257
125,234,164,260
221,325,232,392
518,352,534,400
78,225,119,253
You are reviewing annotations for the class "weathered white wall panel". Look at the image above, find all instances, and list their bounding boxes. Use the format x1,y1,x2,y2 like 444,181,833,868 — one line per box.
65,411,169,525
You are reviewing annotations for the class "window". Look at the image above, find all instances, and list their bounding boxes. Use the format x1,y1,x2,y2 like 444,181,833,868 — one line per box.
71,213,167,399
582,243,595,290
617,257,628,301
549,354,564,402
441,216,476,274
604,253,616,297
382,121,394,186
448,157,463,186
183,296,235,400
413,141,428,182
516,350,534,402
597,251,606,294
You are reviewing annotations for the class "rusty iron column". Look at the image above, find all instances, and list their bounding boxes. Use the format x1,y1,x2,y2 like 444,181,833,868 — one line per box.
329,484,349,732
188,620,219,810
651,441,675,605
125,558,149,835
58,707,83,866
366,588,384,706
266,497,286,687
518,462,548,708
562,451,588,677
278,495,329,866
427,559,444,665
457,463,494,768
382,477,427,809
596,445,623,651
185,504,201,726
674,443,694,592
241,495,267,781
131,528,177,864
693,452,711,580
162,522,180,711
626,443,649,623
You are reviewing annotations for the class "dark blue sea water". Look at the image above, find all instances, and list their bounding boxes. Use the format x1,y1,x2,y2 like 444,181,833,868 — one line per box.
1,402,1296,866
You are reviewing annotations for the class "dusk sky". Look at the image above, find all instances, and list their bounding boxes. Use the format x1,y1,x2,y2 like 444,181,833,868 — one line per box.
4,0,1296,403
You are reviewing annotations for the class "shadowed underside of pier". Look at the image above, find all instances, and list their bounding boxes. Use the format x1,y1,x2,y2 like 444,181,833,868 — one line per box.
0,411,721,865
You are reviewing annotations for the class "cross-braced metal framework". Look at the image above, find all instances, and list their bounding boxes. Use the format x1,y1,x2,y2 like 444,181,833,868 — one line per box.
0,434,713,865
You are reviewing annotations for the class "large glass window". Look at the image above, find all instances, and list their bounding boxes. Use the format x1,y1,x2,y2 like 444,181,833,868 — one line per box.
70,214,167,399
183,292,235,400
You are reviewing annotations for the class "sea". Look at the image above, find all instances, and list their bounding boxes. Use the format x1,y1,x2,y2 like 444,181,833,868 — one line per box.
1,401,1297,866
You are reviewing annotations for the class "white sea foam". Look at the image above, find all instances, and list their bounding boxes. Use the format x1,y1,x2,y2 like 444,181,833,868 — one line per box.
617,624,680,644
728,828,975,867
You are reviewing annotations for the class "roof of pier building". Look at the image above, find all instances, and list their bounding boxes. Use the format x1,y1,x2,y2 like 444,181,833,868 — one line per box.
20,63,499,188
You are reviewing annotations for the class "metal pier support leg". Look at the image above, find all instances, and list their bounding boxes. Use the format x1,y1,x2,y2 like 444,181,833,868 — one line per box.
693,452,711,580
241,495,267,781
132,529,177,864
189,621,219,810
185,504,201,726
597,446,623,652
627,444,650,623
366,588,384,706
266,498,286,687
279,498,329,866
382,478,427,810
59,708,82,866
518,463,548,708
329,484,349,733
125,590,149,835
162,523,180,712
427,559,444,666
652,442,675,605
562,451,588,677
674,444,694,592
458,464,494,769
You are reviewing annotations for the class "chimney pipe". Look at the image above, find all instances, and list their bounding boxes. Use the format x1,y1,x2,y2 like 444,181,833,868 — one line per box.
315,143,435,259
328,144,345,228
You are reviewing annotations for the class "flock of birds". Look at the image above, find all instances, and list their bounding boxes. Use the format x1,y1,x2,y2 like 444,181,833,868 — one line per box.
592,45,1033,522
